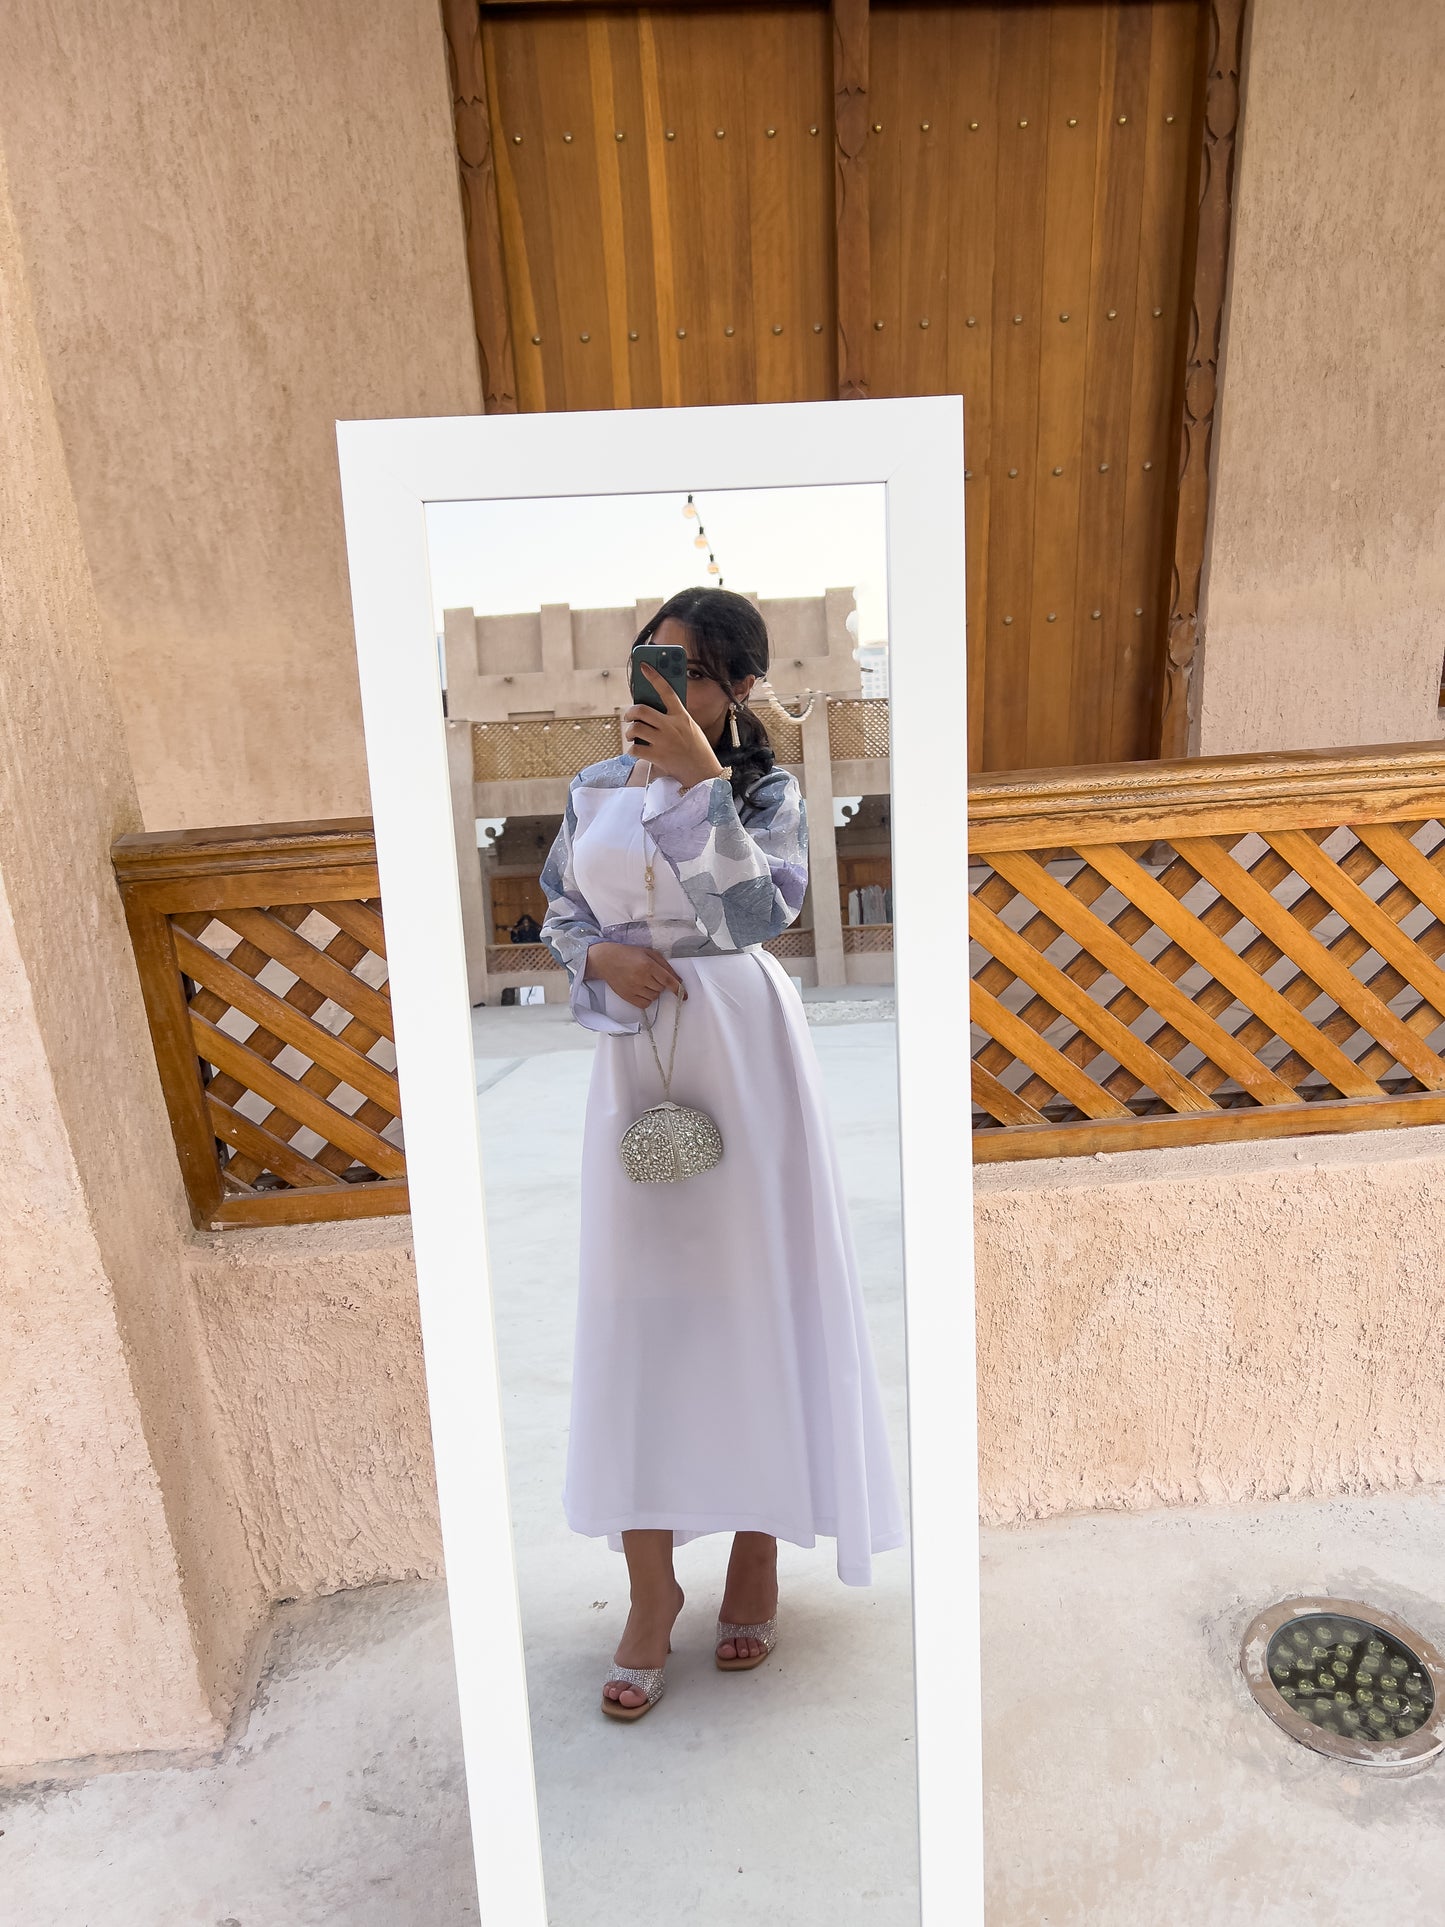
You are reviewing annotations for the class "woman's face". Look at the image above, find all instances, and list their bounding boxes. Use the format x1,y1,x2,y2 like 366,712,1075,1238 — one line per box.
654,616,756,740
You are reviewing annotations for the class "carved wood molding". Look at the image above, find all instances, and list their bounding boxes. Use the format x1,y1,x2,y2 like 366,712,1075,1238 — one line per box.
441,0,518,414
1158,0,1249,756
832,0,870,400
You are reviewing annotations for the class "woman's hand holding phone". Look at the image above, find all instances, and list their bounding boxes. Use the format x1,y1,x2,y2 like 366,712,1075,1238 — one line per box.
584,940,688,1010
623,662,725,792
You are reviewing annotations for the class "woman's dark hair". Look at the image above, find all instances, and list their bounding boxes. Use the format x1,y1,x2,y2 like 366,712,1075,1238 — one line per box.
631,587,776,807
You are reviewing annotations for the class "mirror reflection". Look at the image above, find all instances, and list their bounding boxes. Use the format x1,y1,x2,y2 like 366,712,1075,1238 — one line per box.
427,484,915,1922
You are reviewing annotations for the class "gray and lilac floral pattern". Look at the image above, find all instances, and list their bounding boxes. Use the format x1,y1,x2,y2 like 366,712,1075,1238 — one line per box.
539,754,809,1034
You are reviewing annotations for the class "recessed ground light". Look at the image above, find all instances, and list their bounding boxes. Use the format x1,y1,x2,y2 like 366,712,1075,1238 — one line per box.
1242,1598,1445,1770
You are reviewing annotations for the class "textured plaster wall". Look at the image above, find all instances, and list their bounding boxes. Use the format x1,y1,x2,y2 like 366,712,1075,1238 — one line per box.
1199,0,1445,754
186,1221,442,1600
0,0,482,830
975,1126,1445,1525
0,147,263,1764
0,870,214,1765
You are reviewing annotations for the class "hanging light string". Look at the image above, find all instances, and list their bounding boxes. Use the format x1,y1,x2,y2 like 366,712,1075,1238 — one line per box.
681,493,724,587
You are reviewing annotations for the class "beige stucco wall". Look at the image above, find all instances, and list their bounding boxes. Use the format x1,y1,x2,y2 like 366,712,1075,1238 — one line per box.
0,144,264,1765
186,1220,442,1601
0,0,483,831
1199,0,1445,755
976,1126,1445,1525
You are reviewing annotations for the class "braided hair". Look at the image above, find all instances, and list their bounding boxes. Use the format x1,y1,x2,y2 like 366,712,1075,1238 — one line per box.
631,588,777,808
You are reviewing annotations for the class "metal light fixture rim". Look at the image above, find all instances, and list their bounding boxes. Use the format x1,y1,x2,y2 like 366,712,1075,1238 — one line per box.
1241,1594,1445,1770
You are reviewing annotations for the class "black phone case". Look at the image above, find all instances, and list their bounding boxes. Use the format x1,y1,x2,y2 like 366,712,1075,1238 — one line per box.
630,643,688,711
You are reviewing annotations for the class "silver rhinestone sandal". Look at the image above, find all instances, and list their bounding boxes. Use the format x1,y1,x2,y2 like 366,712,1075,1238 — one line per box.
600,1660,668,1722
715,1617,778,1673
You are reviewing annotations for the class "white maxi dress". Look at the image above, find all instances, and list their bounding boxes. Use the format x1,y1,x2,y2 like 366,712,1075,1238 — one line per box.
562,778,903,1585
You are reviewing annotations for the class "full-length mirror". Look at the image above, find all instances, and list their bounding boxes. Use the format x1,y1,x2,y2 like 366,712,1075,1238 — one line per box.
427,483,915,1921
338,397,974,1924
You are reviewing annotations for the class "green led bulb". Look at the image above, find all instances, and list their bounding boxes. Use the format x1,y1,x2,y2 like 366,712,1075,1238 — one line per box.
1356,1688,1374,1706
1397,1719,1419,1738
1389,1657,1409,1677
1368,1708,1389,1728
1367,1639,1386,1657
1331,1660,1350,1678
1341,1709,1362,1729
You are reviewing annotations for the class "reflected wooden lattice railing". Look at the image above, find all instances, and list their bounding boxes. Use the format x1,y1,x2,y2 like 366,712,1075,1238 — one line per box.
969,742,1445,1163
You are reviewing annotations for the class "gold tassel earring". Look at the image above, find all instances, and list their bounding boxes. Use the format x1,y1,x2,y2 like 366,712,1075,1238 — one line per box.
728,702,742,749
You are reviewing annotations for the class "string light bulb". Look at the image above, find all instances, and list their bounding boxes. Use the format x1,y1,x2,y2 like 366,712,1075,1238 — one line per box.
679,490,725,585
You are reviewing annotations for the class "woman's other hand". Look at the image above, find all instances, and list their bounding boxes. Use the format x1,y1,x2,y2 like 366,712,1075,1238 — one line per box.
623,663,726,791
584,941,688,1010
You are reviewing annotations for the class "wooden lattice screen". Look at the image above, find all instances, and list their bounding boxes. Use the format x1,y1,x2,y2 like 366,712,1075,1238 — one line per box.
473,716,623,782
828,698,891,761
487,941,557,976
969,743,1445,1163
114,821,406,1228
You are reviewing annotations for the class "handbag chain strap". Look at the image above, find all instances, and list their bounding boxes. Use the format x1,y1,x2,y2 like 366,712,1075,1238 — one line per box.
641,988,681,1100
637,757,680,1100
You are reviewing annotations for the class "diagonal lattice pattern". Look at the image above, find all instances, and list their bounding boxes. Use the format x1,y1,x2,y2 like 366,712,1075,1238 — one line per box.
176,899,401,1196
827,697,891,761
473,716,624,782
970,818,1445,1160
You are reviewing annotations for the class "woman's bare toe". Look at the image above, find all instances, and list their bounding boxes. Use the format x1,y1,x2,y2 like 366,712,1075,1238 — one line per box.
717,1633,763,1661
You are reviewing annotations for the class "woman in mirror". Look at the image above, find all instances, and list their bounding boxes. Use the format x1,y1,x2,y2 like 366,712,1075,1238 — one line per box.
540,587,903,1722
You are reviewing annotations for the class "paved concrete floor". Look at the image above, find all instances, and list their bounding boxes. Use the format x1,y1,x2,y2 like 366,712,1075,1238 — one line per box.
7,1008,1445,1923
983,1489,1445,1926
10,1486,1445,1926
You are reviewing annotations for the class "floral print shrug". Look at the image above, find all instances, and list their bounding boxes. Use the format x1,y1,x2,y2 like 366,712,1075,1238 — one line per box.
538,753,809,1034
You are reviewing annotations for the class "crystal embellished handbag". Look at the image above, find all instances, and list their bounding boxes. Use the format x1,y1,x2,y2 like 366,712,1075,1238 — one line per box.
618,990,724,1184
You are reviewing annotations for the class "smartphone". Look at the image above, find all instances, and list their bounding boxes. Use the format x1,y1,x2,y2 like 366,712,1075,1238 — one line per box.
630,642,689,712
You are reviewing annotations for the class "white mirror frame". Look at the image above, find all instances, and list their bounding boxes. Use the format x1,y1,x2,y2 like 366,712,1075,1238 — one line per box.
336,396,979,1925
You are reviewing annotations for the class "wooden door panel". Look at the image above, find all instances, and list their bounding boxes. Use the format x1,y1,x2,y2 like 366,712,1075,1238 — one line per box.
1117,2,1201,759
482,5,834,413
941,7,1002,773
870,0,1203,771
1028,3,1105,771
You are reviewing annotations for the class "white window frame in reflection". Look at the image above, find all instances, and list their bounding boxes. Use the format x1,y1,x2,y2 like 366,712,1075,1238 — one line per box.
336,397,978,1926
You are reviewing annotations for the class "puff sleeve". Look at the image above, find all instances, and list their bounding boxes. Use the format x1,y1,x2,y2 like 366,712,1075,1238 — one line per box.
638,767,808,950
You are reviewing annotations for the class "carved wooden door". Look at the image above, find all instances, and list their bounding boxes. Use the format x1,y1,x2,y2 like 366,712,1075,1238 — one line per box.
446,0,1241,772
